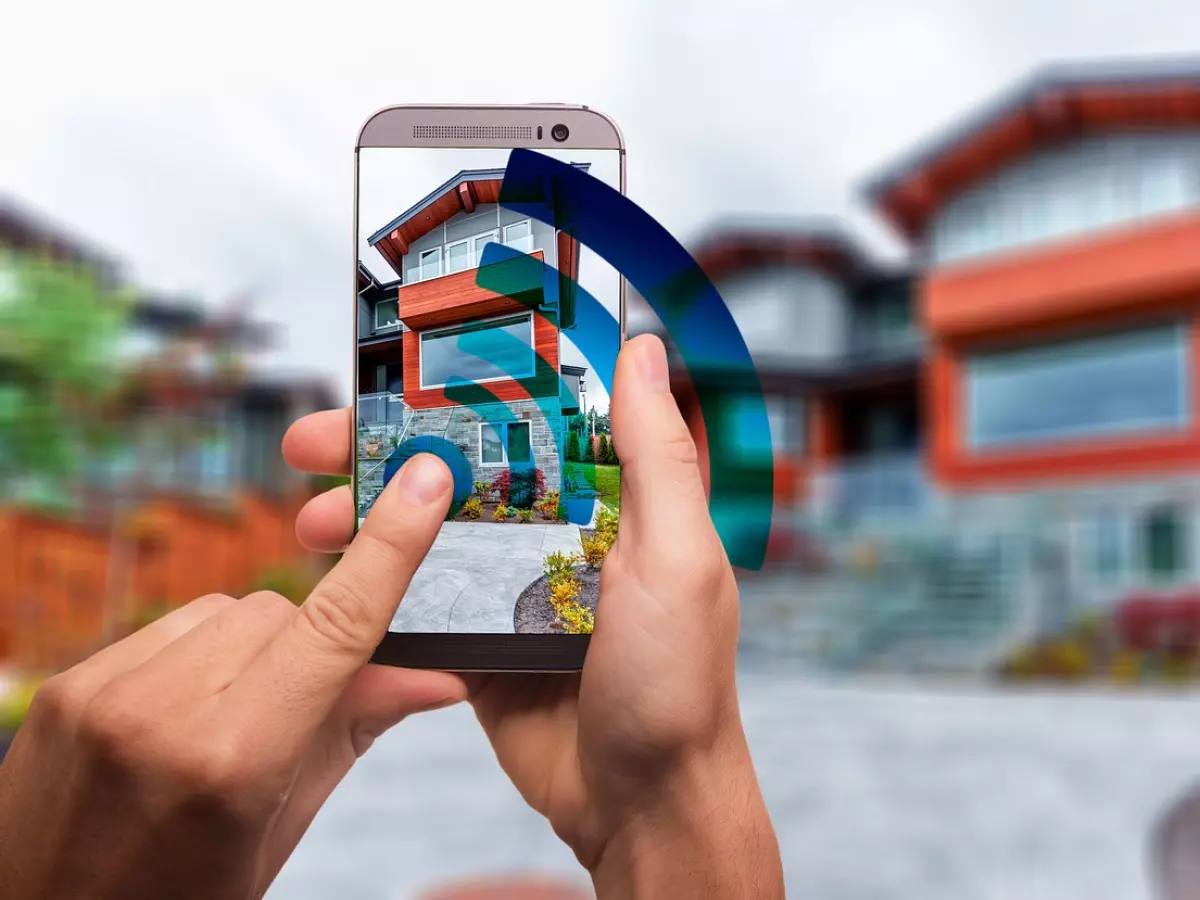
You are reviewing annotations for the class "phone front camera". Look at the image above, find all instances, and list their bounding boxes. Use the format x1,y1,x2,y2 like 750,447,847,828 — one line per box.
551,123,570,142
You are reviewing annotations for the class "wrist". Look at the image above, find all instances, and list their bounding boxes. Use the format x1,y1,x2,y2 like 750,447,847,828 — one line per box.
588,731,784,900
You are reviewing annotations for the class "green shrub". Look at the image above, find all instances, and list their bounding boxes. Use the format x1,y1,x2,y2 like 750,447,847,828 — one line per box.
544,549,580,584
518,508,534,523
595,505,619,537
567,431,582,462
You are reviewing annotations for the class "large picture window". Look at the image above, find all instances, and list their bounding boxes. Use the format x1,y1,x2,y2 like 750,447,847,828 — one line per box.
480,420,532,466
966,324,1189,449
419,313,535,390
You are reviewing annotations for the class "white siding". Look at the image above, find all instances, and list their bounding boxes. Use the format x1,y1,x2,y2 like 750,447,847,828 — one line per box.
715,264,848,363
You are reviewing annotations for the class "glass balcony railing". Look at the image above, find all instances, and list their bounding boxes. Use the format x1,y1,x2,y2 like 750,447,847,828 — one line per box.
404,235,539,284
811,454,930,523
357,391,408,426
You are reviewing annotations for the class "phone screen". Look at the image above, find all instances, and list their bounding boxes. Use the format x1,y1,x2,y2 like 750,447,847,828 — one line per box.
356,145,622,635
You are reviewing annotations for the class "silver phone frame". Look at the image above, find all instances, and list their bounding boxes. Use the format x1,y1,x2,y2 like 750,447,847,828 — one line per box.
353,104,627,670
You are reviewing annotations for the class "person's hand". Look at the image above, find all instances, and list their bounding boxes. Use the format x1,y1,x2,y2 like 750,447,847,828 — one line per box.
0,455,466,899
285,335,784,899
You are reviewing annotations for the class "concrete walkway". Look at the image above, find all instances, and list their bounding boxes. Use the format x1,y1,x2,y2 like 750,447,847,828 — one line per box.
389,522,583,633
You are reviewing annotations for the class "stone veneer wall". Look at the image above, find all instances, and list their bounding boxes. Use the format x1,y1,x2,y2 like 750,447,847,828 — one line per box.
356,399,565,517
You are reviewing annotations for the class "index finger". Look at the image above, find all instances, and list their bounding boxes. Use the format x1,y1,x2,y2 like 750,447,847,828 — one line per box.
227,453,452,744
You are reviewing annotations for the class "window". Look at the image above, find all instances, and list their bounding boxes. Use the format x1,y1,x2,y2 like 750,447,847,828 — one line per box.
375,299,399,331
931,138,1200,265
966,324,1188,449
419,248,441,280
472,230,497,259
1141,505,1189,580
446,240,470,274
503,219,533,251
419,313,535,389
480,420,532,466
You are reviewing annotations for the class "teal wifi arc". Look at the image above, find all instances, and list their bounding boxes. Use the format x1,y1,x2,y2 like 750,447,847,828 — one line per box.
386,150,772,570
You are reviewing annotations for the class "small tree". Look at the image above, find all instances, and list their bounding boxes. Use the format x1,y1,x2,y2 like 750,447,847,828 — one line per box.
584,435,596,464
566,430,582,462
605,437,619,466
596,434,610,465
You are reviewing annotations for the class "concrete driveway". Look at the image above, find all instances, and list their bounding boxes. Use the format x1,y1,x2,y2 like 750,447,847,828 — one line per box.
389,522,584,633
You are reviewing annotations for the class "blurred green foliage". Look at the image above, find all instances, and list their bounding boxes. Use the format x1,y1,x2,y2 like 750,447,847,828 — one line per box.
0,251,130,504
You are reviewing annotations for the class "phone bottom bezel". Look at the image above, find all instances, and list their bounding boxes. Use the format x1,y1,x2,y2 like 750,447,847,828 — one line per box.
371,633,589,671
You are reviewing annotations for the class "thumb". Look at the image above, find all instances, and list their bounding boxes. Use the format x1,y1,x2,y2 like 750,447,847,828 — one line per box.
610,335,712,541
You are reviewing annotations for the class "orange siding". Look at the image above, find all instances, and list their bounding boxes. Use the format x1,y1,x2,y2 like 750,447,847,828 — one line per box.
925,212,1200,341
398,251,545,329
403,309,561,410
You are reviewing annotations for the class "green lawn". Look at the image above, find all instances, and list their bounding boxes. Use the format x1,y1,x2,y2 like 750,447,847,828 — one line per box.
566,462,621,511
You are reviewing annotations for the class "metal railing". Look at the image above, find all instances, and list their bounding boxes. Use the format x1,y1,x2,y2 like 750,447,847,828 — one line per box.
810,454,931,524
357,392,408,426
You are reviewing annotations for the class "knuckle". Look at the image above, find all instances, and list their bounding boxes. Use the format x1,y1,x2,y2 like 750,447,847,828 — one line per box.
77,684,157,768
660,427,700,468
358,522,420,572
170,735,282,826
299,577,377,652
241,590,299,620
28,673,89,727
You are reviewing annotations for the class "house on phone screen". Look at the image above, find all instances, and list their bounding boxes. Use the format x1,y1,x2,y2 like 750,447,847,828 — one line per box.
356,166,588,515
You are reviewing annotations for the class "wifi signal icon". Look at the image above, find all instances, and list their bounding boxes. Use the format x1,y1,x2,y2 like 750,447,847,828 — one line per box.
385,149,772,571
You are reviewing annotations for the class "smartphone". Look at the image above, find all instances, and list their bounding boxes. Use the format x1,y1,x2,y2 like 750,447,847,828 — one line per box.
354,105,625,671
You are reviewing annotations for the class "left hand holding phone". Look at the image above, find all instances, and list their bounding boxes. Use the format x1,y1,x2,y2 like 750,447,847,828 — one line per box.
0,454,465,899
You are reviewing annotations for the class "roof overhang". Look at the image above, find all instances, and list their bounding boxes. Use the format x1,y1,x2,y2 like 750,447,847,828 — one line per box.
863,58,1200,241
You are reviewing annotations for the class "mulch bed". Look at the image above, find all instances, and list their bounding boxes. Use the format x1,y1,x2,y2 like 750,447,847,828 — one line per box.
452,501,566,525
514,565,602,634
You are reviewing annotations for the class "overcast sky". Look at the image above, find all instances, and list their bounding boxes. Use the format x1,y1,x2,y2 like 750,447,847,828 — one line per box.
3,0,1199,405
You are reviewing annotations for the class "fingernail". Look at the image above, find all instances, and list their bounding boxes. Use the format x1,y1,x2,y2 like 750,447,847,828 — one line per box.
397,454,450,506
637,337,671,392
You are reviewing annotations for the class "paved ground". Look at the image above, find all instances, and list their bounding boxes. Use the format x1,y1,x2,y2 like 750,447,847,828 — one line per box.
389,522,584,633
272,674,1200,900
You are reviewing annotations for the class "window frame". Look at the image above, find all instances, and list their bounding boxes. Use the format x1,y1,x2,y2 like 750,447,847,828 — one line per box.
418,247,442,281
502,218,532,245
417,311,537,391
478,419,533,468
374,298,400,331
965,322,1191,451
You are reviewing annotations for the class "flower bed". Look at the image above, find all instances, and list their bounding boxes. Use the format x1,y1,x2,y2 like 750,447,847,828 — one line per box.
514,508,618,634
997,592,1200,685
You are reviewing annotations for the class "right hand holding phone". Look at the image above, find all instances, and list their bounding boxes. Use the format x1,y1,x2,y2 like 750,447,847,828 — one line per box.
287,334,784,899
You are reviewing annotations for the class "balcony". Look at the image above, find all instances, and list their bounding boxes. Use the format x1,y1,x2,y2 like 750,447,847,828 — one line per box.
357,391,408,427
398,249,545,330
810,454,930,524
404,233,536,284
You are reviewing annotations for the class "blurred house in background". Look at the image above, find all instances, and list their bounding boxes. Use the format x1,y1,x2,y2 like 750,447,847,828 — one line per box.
679,59,1200,673
0,196,335,671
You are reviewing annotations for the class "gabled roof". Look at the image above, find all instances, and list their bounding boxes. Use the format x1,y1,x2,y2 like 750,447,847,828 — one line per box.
863,57,1200,240
367,162,592,247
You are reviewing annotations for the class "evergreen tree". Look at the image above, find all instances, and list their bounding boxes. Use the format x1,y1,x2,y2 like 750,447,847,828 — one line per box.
566,430,582,462
596,434,610,465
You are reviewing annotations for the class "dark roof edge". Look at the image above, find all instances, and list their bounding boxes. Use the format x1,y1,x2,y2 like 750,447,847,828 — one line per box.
366,161,592,246
861,56,1200,202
